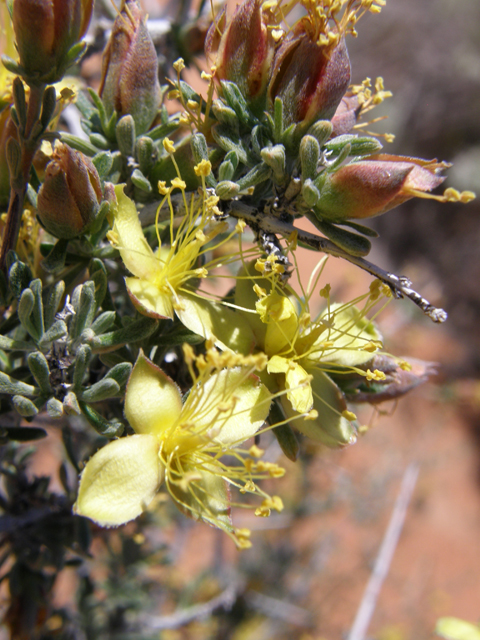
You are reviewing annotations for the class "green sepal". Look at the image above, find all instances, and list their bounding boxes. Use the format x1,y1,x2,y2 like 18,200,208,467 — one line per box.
27,352,51,395
300,135,321,181
89,259,108,310
12,395,39,417
190,133,216,187
72,344,92,391
342,220,379,238
211,125,249,165
215,180,240,199
18,288,38,340
236,162,271,190
46,397,64,418
41,238,69,273
92,151,114,178
220,80,256,128
12,78,27,134
0,371,36,396
131,168,152,193
136,136,157,175
1,55,24,77
38,320,67,350
70,282,96,339
260,144,286,182
211,100,240,131
80,377,121,403
89,133,110,150
90,311,116,335
87,316,159,352
0,335,33,351
310,218,372,257
324,134,383,157
8,259,33,299
64,41,88,69
115,114,136,158
79,401,124,438
301,178,321,208
307,120,333,146
40,86,56,133
116,114,136,157
60,132,99,157
30,279,45,338
104,362,132,387
325,142,352,172
218,159,235,182
148,119,180,141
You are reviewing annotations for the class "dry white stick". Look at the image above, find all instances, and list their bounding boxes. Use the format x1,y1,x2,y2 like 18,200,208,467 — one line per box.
347,462,420,640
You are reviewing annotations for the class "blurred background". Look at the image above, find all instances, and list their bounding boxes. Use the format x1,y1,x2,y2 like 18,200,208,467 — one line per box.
12,1,480,638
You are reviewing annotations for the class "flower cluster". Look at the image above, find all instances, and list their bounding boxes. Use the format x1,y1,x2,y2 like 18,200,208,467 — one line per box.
0,0,474,554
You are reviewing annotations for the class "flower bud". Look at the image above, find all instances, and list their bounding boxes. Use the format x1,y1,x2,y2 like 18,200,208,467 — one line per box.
331,95,361,137
342,355,437,405
268,29,351,128
99,0,161,135
11,0,93,84
312,154,447,222
37,143,102,239
206,0,275,111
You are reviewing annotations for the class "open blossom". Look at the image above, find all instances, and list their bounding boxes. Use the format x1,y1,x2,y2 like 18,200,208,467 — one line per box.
226,261,387,447
107,172,256,353
75,347,284,547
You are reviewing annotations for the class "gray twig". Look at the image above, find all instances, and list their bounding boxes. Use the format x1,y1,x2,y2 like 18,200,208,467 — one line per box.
246,590,313,628
142,580,240,631
347,462,420,640
227,202,447,324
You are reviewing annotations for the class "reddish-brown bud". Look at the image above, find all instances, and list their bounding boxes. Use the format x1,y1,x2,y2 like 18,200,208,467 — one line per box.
331,95,361,136
99,0,161,135
268,30,351,128
313,154,447,222
344,355,437,405
206,0,275,109
37,143,102,239
11,0,93,84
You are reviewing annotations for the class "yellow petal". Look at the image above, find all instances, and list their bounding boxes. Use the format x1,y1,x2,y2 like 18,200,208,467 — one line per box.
258,293,298,357
282,370,356,447
125,277,174,319
187,368,271,445
310,303,382,367
112,184,159,278
125,352,182,436
74,434,163,526
168,460,232,532
267,354,289,374
284,362,313,413
176,292,256,354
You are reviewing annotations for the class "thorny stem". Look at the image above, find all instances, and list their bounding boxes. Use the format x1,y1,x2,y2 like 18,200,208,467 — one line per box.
227,201,448,323
0,83,46,275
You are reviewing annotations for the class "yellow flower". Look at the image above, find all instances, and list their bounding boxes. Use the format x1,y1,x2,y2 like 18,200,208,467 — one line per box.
108,183,256,353
74,348,282,547
229,260,385,447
